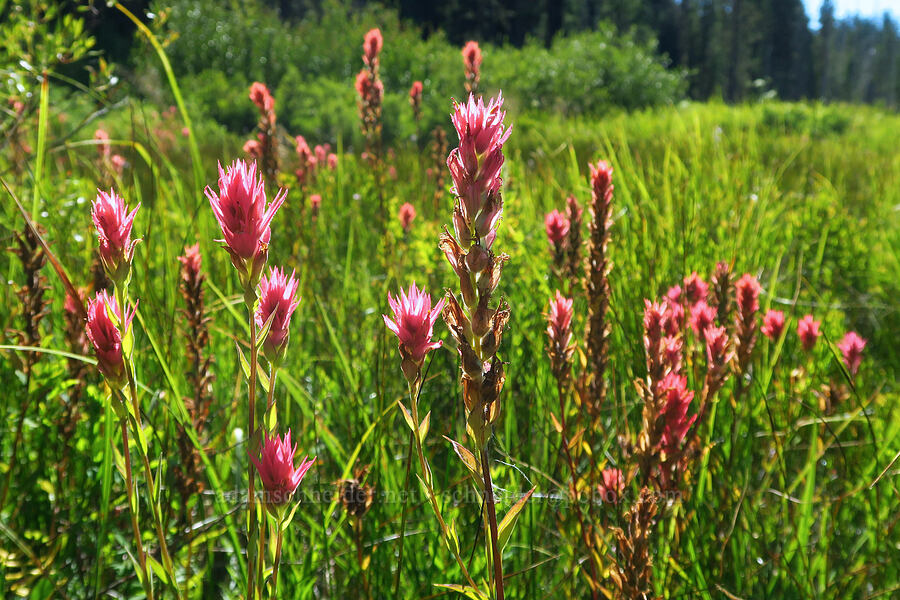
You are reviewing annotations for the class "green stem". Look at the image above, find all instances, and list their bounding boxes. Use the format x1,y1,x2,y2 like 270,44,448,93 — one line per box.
129,384,182,600
257,365,277,596
258,511,268,597
271,519,284,599
116,283,183,600
248,304,259,600
407,376,481,592
393,430,415,595
266,366,279,416
480,444,504,600
356,517,371,599
120,418,155,600
556,381,599,599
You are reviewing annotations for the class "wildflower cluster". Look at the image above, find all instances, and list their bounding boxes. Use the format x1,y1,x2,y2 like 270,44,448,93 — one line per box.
295,135,337,188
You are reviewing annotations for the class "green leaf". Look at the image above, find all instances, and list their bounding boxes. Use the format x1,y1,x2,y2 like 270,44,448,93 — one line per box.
148,555,169,584
398,400,415,433
264,403,278,433
497,486,536,551
236,342,251,381
444,436,480,482
256,309,278,351
434,583,489,600
418,410,431,439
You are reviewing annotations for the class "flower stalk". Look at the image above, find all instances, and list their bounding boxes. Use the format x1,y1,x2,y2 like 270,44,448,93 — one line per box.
440,91,514,600
384,284,480,591
584,160,614,416
119,417,154,600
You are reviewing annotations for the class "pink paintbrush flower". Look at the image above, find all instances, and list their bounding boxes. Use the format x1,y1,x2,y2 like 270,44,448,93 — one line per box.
355,69,370,98
327,153,338,170
666,285,682,305
205,160,286,286
409,80,423,101
797,315,821,351
590,160,613,201
690,300,717,340
363,28,383,65
384,283,445,381
643,299,667,353
664,300,684,337
110,154,126,175
704,325,729,365
544,210,570,246
447,92,511,247
398,202,416,232
251,430,315,507
546,291,575,379
295,136,317,185
295,135,313,161
409,80,423,117
243,139,263,159
92,189,140,280
314,144,327,165
837,331,866,376
94,128,111,159
683,272,709,306
309,193,322,216
735,274,761,315
662,335,682,372
598,467,625,504
761,309,786,341
178,243,202,278
256,267,301,361
659,373,697,453
86,290,135,383
462,41,482,71
547,291,574,349
249,82,275,114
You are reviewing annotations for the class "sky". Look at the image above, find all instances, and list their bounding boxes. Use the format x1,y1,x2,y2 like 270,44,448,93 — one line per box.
804,0,900,27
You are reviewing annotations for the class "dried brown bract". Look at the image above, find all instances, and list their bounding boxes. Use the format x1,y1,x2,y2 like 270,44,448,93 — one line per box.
610,488,659,600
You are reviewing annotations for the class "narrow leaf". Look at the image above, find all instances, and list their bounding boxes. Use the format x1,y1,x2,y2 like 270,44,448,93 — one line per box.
236,342,251,381
418,410,431,439
497,486,536,551
444,436,480,481
549,411,563,434
434,583,488,600
398,401,416,433
256,309,278,351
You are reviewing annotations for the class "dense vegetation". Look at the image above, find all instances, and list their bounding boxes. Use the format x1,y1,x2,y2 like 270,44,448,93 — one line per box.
1,1,898,599
82,0,900,108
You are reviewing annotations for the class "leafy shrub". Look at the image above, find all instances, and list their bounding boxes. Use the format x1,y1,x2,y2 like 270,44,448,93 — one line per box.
489,28,685,114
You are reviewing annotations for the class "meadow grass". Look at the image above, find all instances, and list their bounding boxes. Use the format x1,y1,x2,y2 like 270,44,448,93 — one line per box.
1,92,898,598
